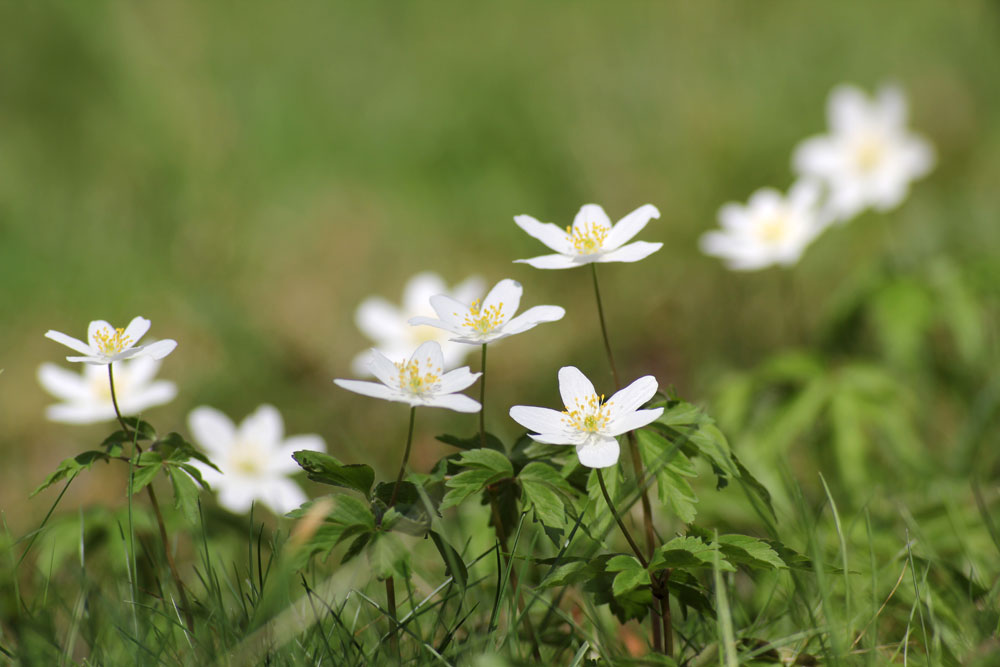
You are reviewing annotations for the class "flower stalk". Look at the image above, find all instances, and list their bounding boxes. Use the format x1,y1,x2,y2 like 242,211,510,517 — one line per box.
479,344,487,449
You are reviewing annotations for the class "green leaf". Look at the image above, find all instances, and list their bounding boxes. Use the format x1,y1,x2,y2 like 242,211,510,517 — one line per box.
167,466,201,524
611,565,650,597
636,429,698,523
177,463,210,489
436,432,505,452
651,536,734,573
440,449,513,510
31,450,110,496
154,432,219,470
454,448,513,475
129,453,163,494
328,494,377,532
121,417,157,440
716,534,786,570
518,462,573,530
292,450,374,497
428,530,468,589
730,453,776,520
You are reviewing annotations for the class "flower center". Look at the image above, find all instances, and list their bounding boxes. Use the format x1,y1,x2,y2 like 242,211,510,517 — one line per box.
395,358,441,396
853,134,886,172
566,222,609,255
94,327,132,356
562,394,613,433
229,442,266,476
756,215,789,244
462,299,505,334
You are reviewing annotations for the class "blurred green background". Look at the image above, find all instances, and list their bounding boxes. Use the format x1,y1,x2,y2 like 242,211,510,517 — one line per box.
2,0,998,530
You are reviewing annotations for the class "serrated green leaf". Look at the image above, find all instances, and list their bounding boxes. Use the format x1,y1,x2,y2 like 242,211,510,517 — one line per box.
292,450,374,497
606,554,643,572
155,432,220,470
436,432,505,452
440,451,513,511
454,448,513,476
167,466,201,524
31,450,111,496
636,429,698,523
651,536,734,573
129,454,163,495
121,417,156,440
518,462,573,530
329,494,377,532
717,534,786,570
612,565,650,597
428,530,468,589
540,559,591,588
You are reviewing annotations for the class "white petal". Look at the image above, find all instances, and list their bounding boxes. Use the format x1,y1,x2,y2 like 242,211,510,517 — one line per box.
501,305,565,336
717,203,749,231
509,406,578,440
529,432,587,445
37,363,90,401
66,355,108,365
597,241,662,264
604,407,664,437
575,435,621,469
355,297,407,343
240,405,284,447
44,330,94,356
604,204,660,251
87,321,115,348
188,406,237,457
573,204,612,232
122,316,151,348
351,350,376,377
828,84,870,133
334,379,401,403
46,403,117,424
422,393,481,413
123,356,161,389
428,294,473,327
261,478,308,515
409,317,461,338
792,136,842,177
558,366,598,410
480,279,522,325
452,276,486,305
120,381,178,414
605,376,659,420
410,340,445,374
217,479,257,514
699,231,742,260
875,83,907,128
436,367,481,394
136,339,177,361
514,254,579,270
273,435,327,474
403,272,448,314
513,215,573,254
368,349,401,387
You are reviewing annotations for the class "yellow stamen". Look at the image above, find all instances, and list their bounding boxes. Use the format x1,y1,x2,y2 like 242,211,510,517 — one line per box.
756,216,788,244
561,393,614,433
461,299,505,333
93,327,132,356
566,222,609,255
395,358,441,395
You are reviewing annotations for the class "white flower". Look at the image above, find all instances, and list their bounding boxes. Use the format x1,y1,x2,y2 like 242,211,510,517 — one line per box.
335,341,481,413
793,83,935,221
509,366,663,469
407,278,565,345
351,272,485,376
38,356,177,424
514,203,662,269
187,404,326,515
700,181,826,271
45,316,177,366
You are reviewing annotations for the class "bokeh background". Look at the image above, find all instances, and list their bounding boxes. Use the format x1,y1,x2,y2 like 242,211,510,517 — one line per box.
2,1,998,531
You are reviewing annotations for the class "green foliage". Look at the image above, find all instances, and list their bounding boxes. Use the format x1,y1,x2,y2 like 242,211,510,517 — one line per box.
292,450,375,497
440,448,513,510
30,450,112,496
517,461,575,530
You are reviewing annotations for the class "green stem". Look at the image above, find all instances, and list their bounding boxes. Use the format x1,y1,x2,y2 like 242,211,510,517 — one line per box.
479,344,488,449
590,263,620,388
596,469,647,568
388,407,417,508
108,363,195,633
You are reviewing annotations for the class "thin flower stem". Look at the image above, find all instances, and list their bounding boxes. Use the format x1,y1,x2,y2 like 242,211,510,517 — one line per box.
385,577,399,657
479,343,487,449
388,407,417,509
590,263,620,388
107,363,195,634
595,469,647,569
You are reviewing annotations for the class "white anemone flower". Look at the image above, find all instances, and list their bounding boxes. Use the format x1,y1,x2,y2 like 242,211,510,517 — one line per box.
187,404,326,515
407,278,565,345
45,316,177,365
351,272,485,376
509,366,663,469
793,83,935,221
37,356,177,424
700,181,826,271
335,340,481,413
514,203,662,269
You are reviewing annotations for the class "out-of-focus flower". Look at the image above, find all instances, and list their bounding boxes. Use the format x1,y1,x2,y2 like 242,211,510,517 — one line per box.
187,404,326,515
335,341,481,413
407,278,565,345
793,83,935,221
37,356,177,424
351,272,485,376
45,316,177,365
514,204,662,269
700,181,825,271
509,366,662,469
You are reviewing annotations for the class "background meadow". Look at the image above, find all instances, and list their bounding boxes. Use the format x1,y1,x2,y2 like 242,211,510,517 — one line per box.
2,1,1000,663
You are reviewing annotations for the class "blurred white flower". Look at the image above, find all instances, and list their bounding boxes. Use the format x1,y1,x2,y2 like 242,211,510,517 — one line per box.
514,203,662,269
335,341,481,413
37,356,177,424
700,181,826,271
793,83,935,221
351,272,485,376
45,316,177,365
187,404,326,515
509,366,663,469
407,278,565,345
